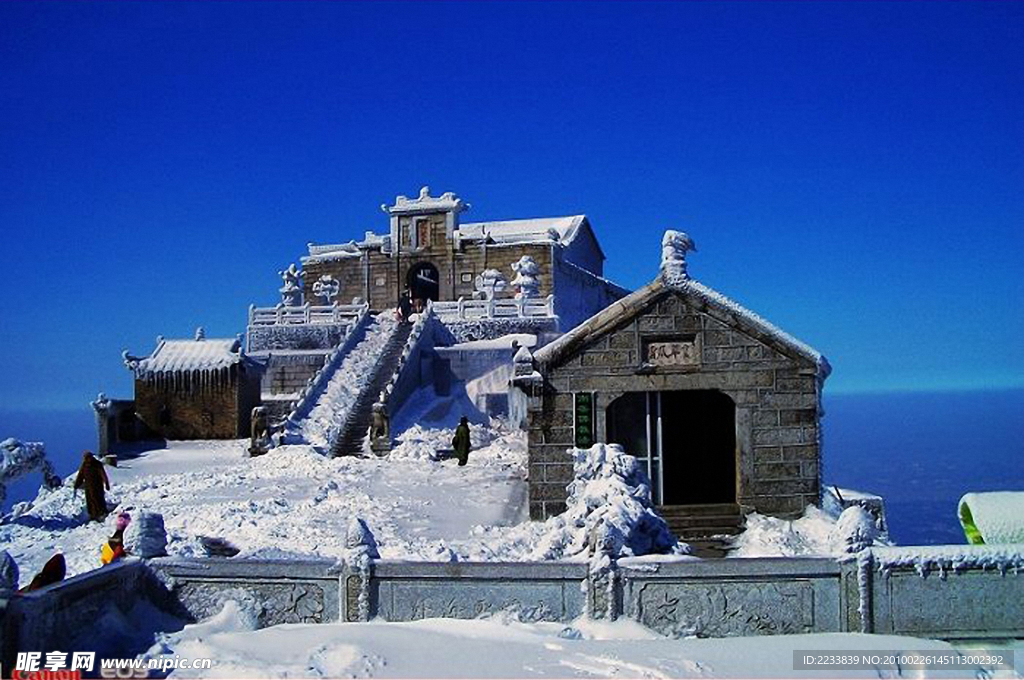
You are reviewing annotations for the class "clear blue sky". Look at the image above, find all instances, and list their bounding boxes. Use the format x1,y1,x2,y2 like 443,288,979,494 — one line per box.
1,1,1021,409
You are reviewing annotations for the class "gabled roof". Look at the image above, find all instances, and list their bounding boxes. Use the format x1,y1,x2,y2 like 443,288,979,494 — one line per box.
534,276,830,377
128,337,243,377
456,215,589,248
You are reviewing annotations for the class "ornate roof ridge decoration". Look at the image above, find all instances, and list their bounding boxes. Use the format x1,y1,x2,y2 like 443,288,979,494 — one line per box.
381,186,469,215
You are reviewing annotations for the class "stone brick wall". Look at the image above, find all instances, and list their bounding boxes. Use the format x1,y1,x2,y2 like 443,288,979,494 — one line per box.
135,364,261,439
526,288,823,520
261,352,330,396
303,243,555,311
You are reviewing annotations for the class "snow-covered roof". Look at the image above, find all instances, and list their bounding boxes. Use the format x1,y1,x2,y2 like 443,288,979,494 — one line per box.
303,215,596,262
383,186,468,216
535,276,830,377
457,215,588,247
129,337,243,377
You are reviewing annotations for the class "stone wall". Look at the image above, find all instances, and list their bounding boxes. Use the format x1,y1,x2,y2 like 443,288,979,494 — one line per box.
0,560,184,672
5,550,1022,664
247,322,350,352
527,289,822,520
135,364,261,439
304,243,556,312
260,351,330,396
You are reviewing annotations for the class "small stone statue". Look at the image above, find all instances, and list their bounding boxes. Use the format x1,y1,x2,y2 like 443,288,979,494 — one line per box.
660,230,697,284
249,406,270,457
279,263,304,307
511,255,540,299
473,269,508,300
368,402,390,454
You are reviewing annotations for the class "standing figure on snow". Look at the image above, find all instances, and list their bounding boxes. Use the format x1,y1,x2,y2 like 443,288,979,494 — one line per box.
398,287,413,322
452,416,471,467
74,451,110,522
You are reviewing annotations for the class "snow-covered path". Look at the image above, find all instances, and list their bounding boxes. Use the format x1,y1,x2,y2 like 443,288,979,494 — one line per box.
296,314,401,450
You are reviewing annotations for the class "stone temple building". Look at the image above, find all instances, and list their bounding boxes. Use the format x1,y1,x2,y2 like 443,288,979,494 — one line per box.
122,329,262,440
514,232,830,538
300,186,625,330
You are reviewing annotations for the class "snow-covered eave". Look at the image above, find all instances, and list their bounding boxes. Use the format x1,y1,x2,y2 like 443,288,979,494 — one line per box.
535,275,831,379
560,259,630,297
534,280,664,367
671,278,831,379
458,214,588,248
128,337,247,378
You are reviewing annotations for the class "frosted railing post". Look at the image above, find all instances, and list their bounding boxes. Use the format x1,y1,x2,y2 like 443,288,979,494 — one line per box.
516,297,525,318
457,297,465,320
275,304,283,325
546,294,554,316
487,298,495,318
248,304,255,325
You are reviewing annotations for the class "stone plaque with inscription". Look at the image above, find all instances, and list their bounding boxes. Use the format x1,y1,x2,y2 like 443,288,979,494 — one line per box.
645,337,699,367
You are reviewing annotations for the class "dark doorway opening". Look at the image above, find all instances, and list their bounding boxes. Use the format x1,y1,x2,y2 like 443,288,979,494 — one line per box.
605,390,736,505
407,262,440,306
660,390,736,505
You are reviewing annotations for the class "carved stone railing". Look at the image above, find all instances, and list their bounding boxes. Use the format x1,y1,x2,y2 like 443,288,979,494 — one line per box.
431,295,555,321
248,302,368,327
4,544,1023,665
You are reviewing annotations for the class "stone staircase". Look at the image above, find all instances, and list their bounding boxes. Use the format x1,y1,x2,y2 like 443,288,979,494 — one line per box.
657,503,745,557
331,321,414,457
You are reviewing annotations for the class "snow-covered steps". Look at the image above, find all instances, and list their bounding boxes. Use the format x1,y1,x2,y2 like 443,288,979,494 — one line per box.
656,503,743,541
287,315,405,452
332,321,414,457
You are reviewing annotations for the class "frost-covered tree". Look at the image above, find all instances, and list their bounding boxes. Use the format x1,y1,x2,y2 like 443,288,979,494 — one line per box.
0,438,62,509
510,255,541,299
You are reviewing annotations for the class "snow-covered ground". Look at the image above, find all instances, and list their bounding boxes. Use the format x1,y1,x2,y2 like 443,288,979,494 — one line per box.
138,602,1023,679
0,423,529,584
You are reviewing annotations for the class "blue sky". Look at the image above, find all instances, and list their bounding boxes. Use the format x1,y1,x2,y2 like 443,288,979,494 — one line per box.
1,1,1021,409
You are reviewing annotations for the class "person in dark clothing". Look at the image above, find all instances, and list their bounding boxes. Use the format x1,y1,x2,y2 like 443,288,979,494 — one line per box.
22,553,65,592
74,451,110,522
398,289,413,322
452,416,471,466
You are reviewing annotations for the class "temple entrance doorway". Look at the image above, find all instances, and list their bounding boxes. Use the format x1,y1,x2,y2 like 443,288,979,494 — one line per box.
606,390,736,506
407,262,440,307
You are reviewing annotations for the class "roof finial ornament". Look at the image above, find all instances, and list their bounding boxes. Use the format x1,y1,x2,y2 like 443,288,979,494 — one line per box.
195,326,206,341
660,230,697,286
419,185,431,199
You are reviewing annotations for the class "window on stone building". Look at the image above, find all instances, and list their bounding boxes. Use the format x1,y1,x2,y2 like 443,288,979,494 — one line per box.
416,219,430,249
460,272,473,283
